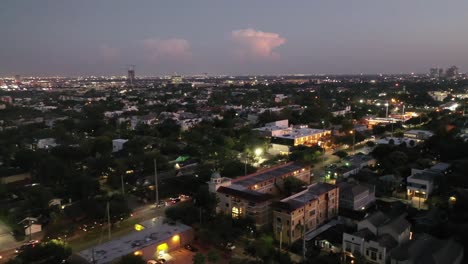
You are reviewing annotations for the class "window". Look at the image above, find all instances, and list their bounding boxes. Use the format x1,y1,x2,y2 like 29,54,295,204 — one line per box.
276,217,282,223
378,253,382,260
232,207,242,218
225,203,229,207
310,210,316,216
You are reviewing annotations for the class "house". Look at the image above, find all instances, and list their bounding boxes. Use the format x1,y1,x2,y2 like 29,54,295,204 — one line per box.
271,183,339,245
208,162,311,228
406,168,442,209
390,233,464,264
343,211,411,264
36,138,58,149
403,130,434,141
112,139,128,153
314,224,346,253
19,217,42,236
338,182,375,211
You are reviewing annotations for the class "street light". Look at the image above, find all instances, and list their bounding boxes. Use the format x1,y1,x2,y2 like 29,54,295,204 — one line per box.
349,130,355,154
385,102,389,118
254,148,263,157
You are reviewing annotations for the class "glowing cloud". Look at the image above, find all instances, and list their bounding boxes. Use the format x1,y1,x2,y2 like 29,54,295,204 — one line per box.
143,38,192,62
231,28,286,61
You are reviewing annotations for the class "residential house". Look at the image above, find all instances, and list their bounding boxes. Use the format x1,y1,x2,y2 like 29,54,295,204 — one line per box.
112,139,128,153
338,182,375,211
343,211,411,264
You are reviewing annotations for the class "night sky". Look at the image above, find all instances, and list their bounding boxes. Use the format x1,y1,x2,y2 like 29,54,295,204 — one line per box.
1,0,468,76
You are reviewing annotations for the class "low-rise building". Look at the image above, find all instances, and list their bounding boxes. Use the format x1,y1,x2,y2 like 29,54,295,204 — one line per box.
78,218,193,264
271,183,339,245
208,162,311,227
338,182,375,211
255,119,331,148
403,130,434,141
343,211,411,264
36,138,58,149
112,139,128,153
406,168,442,209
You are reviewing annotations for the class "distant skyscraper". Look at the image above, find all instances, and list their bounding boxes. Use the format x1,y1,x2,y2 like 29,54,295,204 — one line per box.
446,65,459,79
127,65,135,86
429,67,443,78
14,74,21,84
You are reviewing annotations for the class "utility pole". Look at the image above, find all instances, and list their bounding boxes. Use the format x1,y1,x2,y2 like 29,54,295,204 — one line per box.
106,201,111,240
350,130,355,154
154,159,159,206
385,101,389,118
302,206,307,262
120,174,125,195
279,223,283,251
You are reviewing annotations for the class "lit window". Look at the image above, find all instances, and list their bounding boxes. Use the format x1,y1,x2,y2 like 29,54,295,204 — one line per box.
232,207,242,218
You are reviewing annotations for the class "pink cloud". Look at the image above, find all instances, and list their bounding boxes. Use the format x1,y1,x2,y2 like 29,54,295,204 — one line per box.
99,45,120,61
143,38,192,62
231,28,286,61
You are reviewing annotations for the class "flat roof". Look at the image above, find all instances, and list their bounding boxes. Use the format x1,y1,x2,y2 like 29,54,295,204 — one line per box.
272,183,337,212
233,162,307,187
274,128,329,139
409,172,437,181
78,218,191,264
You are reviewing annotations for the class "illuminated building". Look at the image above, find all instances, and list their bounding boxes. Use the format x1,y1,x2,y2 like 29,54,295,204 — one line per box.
208,162,311,227
271,183,339,245
78,219,193,263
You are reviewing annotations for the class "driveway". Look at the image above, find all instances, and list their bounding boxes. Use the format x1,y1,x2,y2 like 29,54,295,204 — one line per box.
0,220,16,251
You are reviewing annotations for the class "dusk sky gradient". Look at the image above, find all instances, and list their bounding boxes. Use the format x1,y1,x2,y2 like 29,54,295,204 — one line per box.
1,0,468,76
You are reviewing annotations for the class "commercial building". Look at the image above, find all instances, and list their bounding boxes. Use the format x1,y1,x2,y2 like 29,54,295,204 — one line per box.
78,218,193,264
208,162,311,227
271,183,339,245
255,120,331,146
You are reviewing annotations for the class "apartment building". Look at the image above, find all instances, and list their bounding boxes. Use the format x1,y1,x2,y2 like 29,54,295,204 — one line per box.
271,183,339,245
208,162,311,227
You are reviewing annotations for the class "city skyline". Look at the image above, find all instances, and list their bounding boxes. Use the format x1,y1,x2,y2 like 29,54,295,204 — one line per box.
1,0,468,76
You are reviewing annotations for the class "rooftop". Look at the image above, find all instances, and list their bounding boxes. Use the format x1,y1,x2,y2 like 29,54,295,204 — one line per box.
233,162,308,188
272,183,337,212
78,218,191,264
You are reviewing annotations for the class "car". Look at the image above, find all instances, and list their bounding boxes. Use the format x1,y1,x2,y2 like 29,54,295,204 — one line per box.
184,244,198,252
156,259,166,263
226,242,235,250
15,241,39,254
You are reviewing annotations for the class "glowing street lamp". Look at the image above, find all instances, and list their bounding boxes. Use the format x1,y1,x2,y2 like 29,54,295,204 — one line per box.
254,148,263,156
349,130,355,154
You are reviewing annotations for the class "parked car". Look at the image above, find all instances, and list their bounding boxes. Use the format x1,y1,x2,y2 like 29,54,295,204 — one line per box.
15,240,39,254
226,242,235,250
